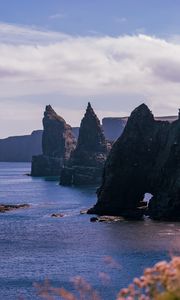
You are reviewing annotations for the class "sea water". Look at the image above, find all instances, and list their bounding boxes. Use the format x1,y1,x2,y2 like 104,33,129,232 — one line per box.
0,162,180,299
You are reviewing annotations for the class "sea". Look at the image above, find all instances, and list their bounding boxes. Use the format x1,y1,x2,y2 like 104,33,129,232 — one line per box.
0,162,180,300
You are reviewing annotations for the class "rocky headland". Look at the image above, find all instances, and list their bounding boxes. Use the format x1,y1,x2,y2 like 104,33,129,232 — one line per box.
60,103,109,185
0,130,43,162
88,104,180,221
31,105,76,176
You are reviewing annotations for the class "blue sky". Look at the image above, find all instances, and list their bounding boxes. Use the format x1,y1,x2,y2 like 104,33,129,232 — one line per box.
0,1,180,137
0,0,180,37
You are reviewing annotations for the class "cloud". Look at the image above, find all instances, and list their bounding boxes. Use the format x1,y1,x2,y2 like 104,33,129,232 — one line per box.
0,21,180,136
49,13,66,20
0,22,69,45
114,17,127,23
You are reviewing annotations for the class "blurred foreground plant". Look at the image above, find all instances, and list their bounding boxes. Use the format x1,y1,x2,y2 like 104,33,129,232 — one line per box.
35,256,180,300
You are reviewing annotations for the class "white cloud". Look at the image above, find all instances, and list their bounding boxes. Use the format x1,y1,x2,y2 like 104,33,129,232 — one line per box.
0,22,180,137
0,22,69,45
114,17,127,23
49,13,66,20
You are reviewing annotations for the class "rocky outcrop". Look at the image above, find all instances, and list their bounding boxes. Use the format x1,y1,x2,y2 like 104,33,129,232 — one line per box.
1,115,177,163
60,103,109,185
102,116,177,142
88,104,180,221
31,155,64,177
0,204,30,213
31,105,76,176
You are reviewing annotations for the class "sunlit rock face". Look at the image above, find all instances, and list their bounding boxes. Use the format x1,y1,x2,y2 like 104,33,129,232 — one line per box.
31,105,76,176
88,104,180,221
60,103,109,185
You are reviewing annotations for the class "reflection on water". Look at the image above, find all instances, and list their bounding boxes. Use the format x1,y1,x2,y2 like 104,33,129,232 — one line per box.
0,162,180,300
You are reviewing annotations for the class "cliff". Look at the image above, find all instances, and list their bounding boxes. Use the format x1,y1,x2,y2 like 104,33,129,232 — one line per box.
1,115,177,163
31,105,76,176
88,104,180,221
102,116,177,142
60,103,109,185
0,130,42,162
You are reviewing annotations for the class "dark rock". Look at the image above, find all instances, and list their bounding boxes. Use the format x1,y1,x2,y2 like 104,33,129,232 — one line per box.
60,103,109,185
0,204,30,213
31,105,76,176
90,215,124,223
1,113,177,163
42,105,76,159
51,213,64,218
88,103,180,221
31,155,64,177
71,102,108,165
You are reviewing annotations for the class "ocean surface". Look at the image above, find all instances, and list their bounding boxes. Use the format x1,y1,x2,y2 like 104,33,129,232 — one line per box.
0,162,180,300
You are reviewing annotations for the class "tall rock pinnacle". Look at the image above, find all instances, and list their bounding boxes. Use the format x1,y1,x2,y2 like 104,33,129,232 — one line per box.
42,105,76,159
71,102,108,166
31,105,76,176
60,103,109,185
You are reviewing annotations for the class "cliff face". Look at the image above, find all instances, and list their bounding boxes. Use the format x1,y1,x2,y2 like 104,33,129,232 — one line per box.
88,104,180,221
0,130,42,162
60,103,109,185
31,105,76,176
42,105,76,160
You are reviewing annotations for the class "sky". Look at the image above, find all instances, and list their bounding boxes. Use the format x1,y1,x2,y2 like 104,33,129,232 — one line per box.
0,0,180,137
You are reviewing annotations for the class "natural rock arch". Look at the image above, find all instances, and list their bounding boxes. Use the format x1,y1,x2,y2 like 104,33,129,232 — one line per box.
88,104,180,220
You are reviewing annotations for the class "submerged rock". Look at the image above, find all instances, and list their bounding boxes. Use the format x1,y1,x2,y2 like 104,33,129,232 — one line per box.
31,105,76,176
60,103,109,185
88,104,180,221
0,204,30,213
51,213,64,218
90,215,124,223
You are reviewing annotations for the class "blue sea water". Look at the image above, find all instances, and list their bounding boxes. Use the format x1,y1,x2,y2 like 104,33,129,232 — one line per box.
0,162,180,300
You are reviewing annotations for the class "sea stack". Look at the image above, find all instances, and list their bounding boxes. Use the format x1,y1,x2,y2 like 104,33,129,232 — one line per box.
31,105,76,176
60,102,109,185
88,103,180,221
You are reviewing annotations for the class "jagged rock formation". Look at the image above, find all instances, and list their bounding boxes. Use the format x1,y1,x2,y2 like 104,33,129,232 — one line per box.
0,128,79,163
102,116,177,142
88,104,180,221
31,105,76,176
60,103,109,185
1,115,177,163
0,130,42,162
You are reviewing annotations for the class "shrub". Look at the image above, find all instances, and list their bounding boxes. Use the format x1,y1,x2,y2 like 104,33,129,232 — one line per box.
35,256,180,300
